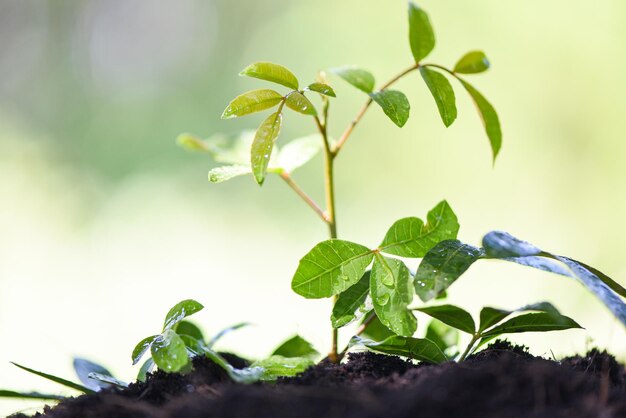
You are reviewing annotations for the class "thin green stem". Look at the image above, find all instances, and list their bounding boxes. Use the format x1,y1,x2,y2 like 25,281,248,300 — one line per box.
279,171,329,223
459,334,480,362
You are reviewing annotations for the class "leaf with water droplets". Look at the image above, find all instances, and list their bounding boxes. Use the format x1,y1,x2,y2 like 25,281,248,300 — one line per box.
239,62,299,90
251,111,283,185
221,89,283,119
208,165,251,183
414,240,483,302
306,82,336,97
415,304,475,334
370,254,417,337
251,356,314,381
291,240,374,299
285,92,317,116
73,358,114,391
458,78,501,161
87,373,128,389
454,51,490,74
271,335,319,359
331,66,375,93
163,299,204,331
408,3,435,62
379,200,459,258
276,135,322,173
356,335,447,364
369,90,410,127
151,330,189,373
131,335,158,365
419,67,457,127
331,271,371,328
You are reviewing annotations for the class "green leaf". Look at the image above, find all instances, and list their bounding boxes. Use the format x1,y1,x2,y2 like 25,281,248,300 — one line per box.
454,51,490,74
361,313,395,341
285,91,317,116
331,271,371,328
202,346,264,384
291,239,374,299
357,335,447,364
458,79,502,161
415,304,475,334
276,135,323,173
272,335,319,359
306,82,336,97
239,62,299,90
331,66,375,93
369,90,410,127
221,89,283,119
408,3,435,62
176,133,209,152
73,358,114,391
137,358,155,382
251,356,314,381
208,165,251,183
478,302,560,333
163,299,204,331
10,362,94,394
379,200,459,258
481,312,582,339
414,240,483,302
151,329,189,373
419,67,457,127
207,322,252,349
482,231,626,326
174,320,205,341
370,254,417,337
425,320,459,355
251,111,283,185
0,390,64,401
87,373,128,389
179,334,206,355
132,335,158,365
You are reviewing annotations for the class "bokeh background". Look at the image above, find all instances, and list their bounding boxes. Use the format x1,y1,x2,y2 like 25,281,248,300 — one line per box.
2,0,626,414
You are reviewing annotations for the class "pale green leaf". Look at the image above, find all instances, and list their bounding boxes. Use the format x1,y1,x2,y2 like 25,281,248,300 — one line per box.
408,3,435,62
208,165,251,183
379,200,459,258
221,89,283,119
331,66,375,93
454,51,490,74
458,79,502,161
419,67,457,127
369,90,410,127
331,271,371,328
239,62,299,90
291,239,374,299
251,111,282,185
151,329,189,372
176,133,209,152
370,254,417,337
306,82,336,97
356,335,447,364
251,356,314,381
285,91,317,116
415,304,475,334
272,335,319,359
276,135,322,173
163,299,204,331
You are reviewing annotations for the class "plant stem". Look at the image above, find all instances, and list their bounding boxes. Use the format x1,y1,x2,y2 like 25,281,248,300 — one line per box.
279,172,328,223
332,63,420,156
459,334,480,362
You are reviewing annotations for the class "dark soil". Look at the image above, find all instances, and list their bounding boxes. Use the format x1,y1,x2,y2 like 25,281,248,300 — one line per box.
13,342,626,418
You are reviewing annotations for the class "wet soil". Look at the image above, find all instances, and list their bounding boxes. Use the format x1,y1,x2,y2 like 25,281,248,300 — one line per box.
12,342,626,418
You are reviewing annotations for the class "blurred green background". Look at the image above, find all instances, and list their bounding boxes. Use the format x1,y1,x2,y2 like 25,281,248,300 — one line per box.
2,0,626,414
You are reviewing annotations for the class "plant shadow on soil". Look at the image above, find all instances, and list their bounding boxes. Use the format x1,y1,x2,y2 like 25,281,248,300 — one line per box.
12,342,626,418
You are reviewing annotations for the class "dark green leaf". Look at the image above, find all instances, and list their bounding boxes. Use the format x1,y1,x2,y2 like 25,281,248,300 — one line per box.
251,356,314,381
331,66,375,93
239,62,299,90
454,51,490,74
415,304,475,334
208,165,251,183
425,320,459,355
414,240,483,302
419,67,457,127
276,135,322,173
174,320,205,341
207,322,252,348
306,82,336,97
151,330,189,372
176,133,209,152
291,239,374,299
458,78,502,161
481,312,582,338
370,254,417,337
179,334,205,355
221,89,283,119
408,3,435,62
478,302,560,333
369,90,410,127
331,271,371,328
0,390,64,401
357,335,447,364
272,335,319,359
73,358,114,391
251,111,283,185
361,313,395,341
163,299,204,331
137,358,155,382
379,200,459,258
285,92,317,116
132,335,158,365
11,362,94,394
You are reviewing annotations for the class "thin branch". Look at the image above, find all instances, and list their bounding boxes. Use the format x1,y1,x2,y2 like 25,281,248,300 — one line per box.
279,171,329,223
